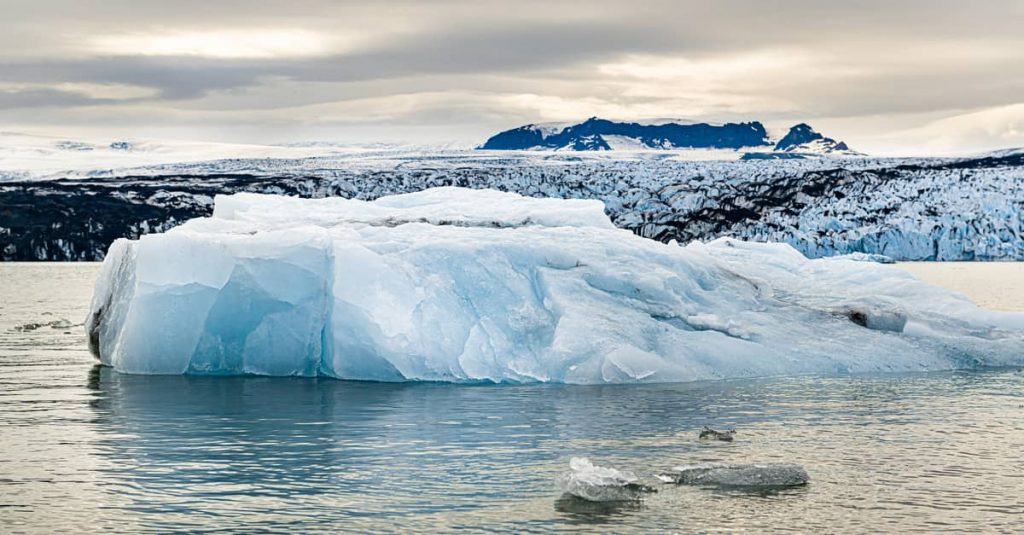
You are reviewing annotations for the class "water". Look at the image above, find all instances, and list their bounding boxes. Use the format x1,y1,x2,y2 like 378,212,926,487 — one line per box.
2,263,1023,533
896,262,1024,311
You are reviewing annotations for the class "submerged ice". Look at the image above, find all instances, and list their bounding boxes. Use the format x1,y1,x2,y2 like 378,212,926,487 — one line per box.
87,187,1024,383
661,463,810,488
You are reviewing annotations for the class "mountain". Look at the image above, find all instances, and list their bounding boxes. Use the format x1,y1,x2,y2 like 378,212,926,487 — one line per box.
478,118,858,157
774,123,851,153
479,117,770,151
981,147,1024,158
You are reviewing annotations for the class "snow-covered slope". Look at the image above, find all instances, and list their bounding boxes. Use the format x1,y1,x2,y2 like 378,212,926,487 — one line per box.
0,131,334,180
981,147,1024,158
86,188,1024,383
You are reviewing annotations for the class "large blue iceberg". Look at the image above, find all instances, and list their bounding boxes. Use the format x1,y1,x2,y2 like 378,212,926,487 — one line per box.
87,188,1024,383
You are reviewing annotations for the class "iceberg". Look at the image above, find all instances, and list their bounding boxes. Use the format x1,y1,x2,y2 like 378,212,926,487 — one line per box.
86,187,1024,383
556,457,655,502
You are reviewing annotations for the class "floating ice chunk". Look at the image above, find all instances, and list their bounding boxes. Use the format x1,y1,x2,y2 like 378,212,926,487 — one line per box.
556,457,655,502
13,318,73,332
663,463,809,488
87,189,1024,382
699,426,735,441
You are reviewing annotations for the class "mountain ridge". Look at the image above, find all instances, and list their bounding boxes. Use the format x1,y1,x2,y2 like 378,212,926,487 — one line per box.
479,118,857,157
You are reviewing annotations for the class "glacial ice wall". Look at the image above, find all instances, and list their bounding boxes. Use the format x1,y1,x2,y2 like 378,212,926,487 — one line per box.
87,188,1024,383
6,152,1023,261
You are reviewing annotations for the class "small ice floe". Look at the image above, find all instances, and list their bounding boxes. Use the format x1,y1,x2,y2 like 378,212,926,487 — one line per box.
699,426,735,442
556,457,656,502
654,473,676,483
13,318,75,332
661,463,809,488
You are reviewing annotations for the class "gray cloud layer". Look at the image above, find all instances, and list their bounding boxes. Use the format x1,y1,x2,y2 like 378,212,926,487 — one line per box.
1,0,1023,153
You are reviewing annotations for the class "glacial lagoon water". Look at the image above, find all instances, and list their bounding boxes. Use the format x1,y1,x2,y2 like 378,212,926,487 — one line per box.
2,262,1023,533
896,262,1024,312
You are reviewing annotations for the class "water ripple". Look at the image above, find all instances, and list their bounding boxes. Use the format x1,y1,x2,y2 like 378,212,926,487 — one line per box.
2,264,1024,532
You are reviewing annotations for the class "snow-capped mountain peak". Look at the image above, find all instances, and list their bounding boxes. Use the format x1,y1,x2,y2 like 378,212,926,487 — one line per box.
774,123,854,154
478,118,857,158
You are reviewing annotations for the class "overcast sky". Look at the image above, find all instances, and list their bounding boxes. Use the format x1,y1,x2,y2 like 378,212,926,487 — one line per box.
2,0,1023,155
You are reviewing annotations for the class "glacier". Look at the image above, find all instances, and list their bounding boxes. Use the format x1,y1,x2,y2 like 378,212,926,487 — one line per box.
5,148,1022,262
86,188,1024,383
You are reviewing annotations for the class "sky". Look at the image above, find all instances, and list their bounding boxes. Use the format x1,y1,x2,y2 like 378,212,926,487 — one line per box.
1,0,1023,155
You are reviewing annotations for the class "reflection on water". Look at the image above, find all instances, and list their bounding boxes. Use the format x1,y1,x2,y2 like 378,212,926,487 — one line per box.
8,366,1020,532
82,368,745,530
2,263,1024,532
552,494,645,524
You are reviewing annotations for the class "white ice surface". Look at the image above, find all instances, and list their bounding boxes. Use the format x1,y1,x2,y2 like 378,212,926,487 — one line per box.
87,188,1024,382
213,189,615,231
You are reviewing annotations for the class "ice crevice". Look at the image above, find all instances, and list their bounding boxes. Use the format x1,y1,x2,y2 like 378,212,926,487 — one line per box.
87,188,1024,383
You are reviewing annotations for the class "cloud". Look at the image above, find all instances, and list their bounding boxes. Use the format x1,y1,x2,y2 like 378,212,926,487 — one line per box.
89,29,346,59
0,0,1021,152
0,88,119,109
875,104,1024,155
0,57,267,100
